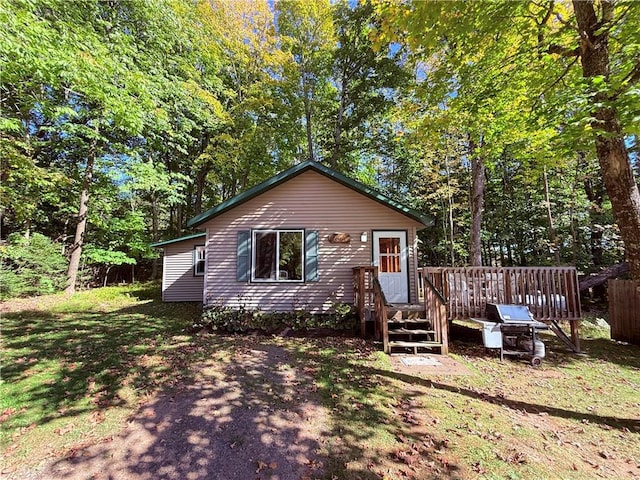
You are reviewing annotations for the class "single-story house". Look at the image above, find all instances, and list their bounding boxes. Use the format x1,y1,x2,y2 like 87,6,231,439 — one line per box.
151,160,431,314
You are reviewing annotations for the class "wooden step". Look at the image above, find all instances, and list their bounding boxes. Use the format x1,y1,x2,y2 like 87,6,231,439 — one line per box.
388,303,425,311
388,328,435,335
388,340,443,354
388,318,431,324
389,340,442,348
387,304,426,321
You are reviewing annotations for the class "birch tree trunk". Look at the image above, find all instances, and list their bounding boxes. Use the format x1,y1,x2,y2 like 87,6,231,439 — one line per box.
543,167,560,265
331,67,348,169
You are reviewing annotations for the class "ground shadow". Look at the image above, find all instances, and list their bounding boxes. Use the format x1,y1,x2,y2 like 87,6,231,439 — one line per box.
365,366,640,433
1,298,204,434
449,320,640,371
41,343,327,480
282,338,463,479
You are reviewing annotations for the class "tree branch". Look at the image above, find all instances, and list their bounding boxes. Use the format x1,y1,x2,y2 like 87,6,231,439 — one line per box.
610,60,640,100
531,55,580,112
547,44,580,57
621,60,640,87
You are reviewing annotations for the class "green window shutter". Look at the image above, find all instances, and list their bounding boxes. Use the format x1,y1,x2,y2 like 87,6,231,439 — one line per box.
305,230,319,282
237,231,251,282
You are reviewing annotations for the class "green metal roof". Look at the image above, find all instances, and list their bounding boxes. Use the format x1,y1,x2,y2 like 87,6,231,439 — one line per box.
187,160,432,228
150,232,206,247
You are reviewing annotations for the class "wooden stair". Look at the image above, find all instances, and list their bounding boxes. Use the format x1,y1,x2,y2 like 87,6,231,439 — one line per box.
385,304,444,354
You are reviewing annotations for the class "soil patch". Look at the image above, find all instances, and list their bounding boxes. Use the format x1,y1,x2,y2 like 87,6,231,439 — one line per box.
15,344,329,480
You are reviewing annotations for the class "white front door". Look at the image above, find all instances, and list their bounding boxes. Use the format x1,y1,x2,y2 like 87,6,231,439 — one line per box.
373,231,409,303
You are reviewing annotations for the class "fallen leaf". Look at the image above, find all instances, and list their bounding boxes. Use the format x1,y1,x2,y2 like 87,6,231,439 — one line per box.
0,408,16,423
54,423,74,436
256,460,267,473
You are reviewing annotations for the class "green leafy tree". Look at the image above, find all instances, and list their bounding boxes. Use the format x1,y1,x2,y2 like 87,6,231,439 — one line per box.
0,233,67,298
277,0,336,162
375,0,639,280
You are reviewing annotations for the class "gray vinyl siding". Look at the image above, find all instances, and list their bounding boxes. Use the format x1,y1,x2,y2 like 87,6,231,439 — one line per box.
201,170,424,313
161,238,204,302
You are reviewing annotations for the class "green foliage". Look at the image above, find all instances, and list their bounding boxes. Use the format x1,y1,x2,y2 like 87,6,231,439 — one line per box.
196,302,357,334
1,0,634,289
82,246,136,267
0,233,67,299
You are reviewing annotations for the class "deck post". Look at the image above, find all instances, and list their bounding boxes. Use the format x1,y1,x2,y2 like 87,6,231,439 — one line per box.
570,320,581,353
353,267,366,337
439,302,449,355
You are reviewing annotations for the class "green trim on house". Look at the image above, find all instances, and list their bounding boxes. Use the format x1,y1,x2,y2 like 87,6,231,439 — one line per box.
187,160,432,228
150,232,206,247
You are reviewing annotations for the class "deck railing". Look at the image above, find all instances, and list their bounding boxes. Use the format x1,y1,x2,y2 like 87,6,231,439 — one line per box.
423,275,449,354
419,266,581,321
353,266,378,337
372,277,389,352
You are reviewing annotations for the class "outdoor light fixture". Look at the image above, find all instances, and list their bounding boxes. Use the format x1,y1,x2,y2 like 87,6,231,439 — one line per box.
360,231,368,242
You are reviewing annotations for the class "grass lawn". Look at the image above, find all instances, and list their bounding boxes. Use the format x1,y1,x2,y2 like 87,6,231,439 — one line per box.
1,284,639,479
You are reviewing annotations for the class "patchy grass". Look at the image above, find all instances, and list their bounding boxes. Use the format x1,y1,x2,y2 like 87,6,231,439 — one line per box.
0,283,219,469
1,287,639,479
274,326,640,479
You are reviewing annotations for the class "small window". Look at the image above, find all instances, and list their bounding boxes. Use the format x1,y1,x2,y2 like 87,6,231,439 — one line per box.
194,245,205,276
378,237,402,273
252,230,303,282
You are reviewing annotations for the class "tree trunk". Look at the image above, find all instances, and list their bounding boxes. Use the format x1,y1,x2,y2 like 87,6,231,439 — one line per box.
65,144,96,294
103,265,113,288
331,67,348,169
304,92,315,162
194,162,209,216
151,195,159,281
176,204,183,236
579,262,629,292
444,155,455,265
573,0,640,292
584,175,605,269
583,160,607,299
469,139,485,266
543,166,560,265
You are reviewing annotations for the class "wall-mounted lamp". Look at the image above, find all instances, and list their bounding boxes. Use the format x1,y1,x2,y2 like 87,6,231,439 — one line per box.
360,231,368,243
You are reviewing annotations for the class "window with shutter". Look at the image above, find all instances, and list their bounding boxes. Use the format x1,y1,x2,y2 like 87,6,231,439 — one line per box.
237,229,319,283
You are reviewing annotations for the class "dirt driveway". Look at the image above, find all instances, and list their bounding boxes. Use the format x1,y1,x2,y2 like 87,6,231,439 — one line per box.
20,344,328,480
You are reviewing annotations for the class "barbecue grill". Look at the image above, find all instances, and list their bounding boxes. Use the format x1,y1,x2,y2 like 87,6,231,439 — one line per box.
471,303,548,366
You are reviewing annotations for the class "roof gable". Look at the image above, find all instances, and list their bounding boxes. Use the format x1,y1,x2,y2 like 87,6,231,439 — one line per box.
187,161,431,228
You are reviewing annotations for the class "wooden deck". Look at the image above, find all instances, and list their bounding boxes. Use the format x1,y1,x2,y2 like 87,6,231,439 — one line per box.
419,266,582,351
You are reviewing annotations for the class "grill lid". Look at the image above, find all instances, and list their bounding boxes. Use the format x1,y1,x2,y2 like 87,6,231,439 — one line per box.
486,303,535,323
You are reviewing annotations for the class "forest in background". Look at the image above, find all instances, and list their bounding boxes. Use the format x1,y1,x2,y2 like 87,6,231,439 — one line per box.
1,0,638,298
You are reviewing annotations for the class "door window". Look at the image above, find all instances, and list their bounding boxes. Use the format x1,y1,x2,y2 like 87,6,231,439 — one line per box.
378,237,401,273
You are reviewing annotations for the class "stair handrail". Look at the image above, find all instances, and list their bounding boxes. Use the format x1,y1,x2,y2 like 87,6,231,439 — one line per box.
372,276,389,351
423,275,449,354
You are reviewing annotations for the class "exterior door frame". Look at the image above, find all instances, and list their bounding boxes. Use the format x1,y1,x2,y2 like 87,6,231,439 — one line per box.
372,230,410,303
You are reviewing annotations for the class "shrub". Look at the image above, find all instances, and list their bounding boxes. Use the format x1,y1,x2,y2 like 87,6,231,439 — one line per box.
0,233,67,299
195,301,357,334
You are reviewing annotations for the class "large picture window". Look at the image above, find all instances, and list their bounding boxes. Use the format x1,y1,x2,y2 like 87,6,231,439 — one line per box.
193,245,205,276
252,230,303,282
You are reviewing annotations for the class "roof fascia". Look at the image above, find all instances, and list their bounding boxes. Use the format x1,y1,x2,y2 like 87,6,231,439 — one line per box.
150,232,206,247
